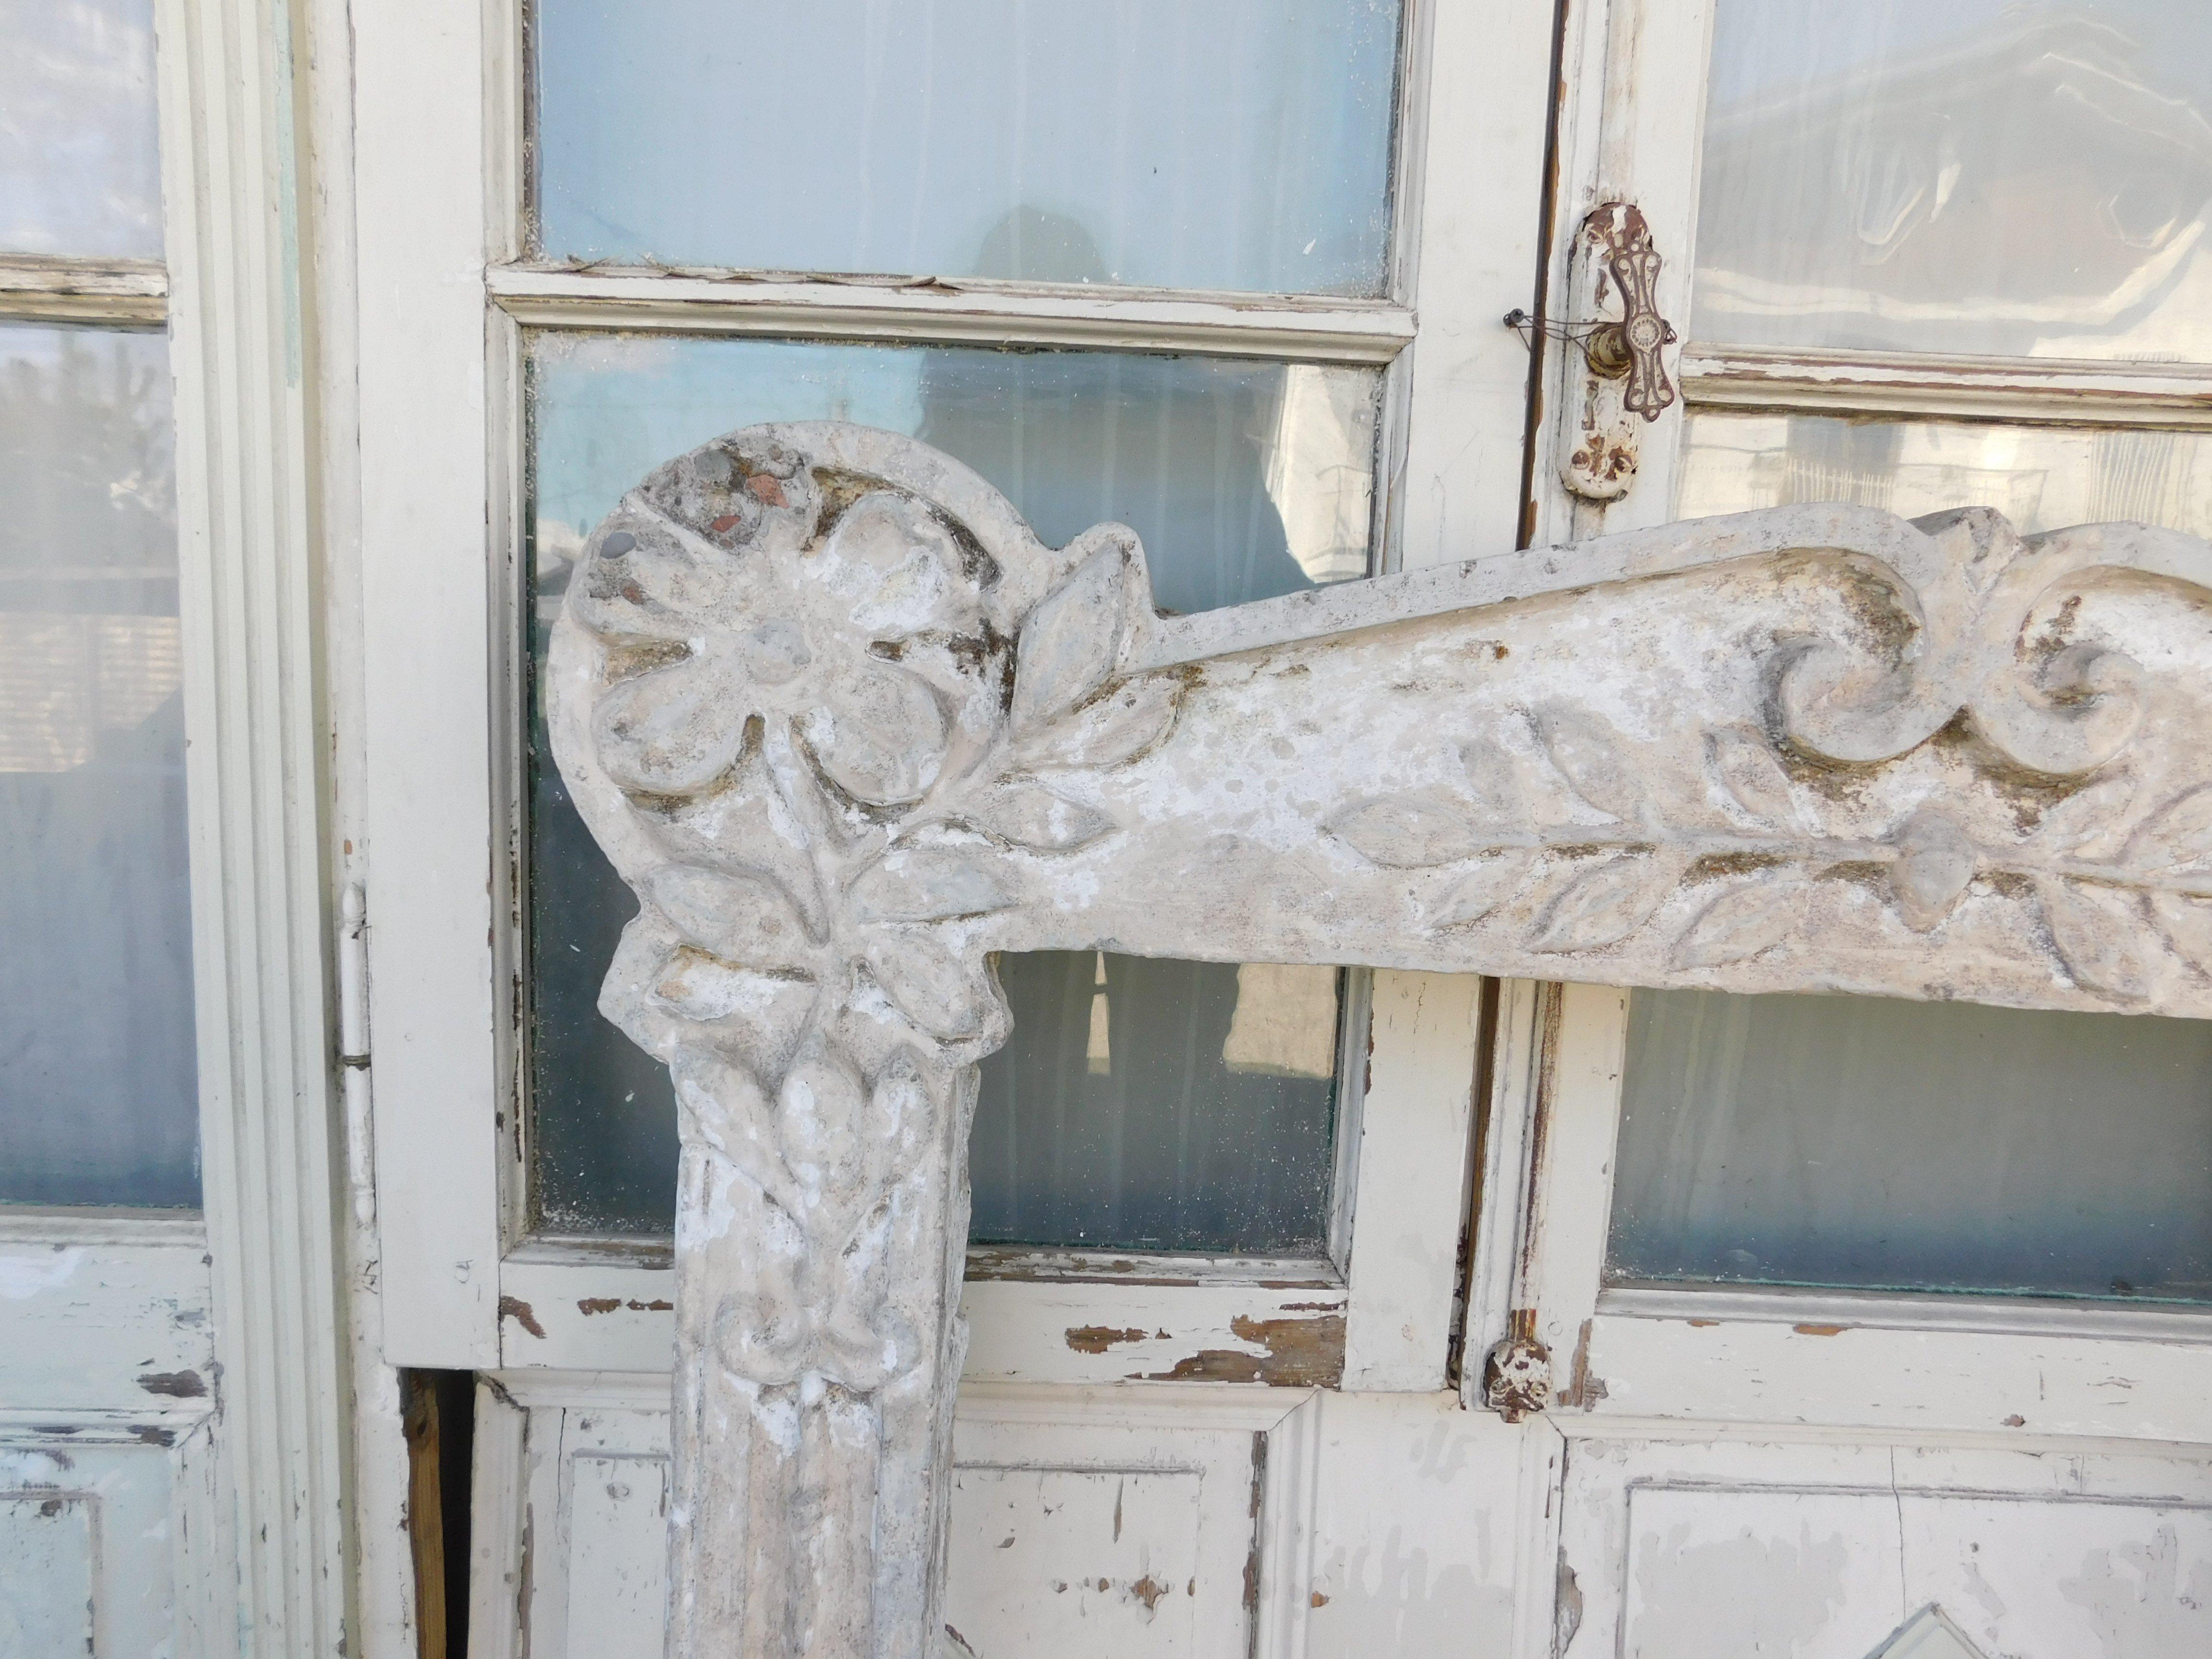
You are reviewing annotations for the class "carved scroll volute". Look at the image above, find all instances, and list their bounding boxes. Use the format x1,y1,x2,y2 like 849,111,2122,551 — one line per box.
547,423,1181,1659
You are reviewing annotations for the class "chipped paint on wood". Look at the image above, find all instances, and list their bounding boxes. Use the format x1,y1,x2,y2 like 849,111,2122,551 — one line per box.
0,1231,214,1415
135,1370,207,1399
1561,1439,2212,1656
577,1296,673,1316
1139,1313,1347,1388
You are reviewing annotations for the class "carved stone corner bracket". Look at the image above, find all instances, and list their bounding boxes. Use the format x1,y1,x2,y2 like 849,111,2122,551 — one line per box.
548,422,2212,1657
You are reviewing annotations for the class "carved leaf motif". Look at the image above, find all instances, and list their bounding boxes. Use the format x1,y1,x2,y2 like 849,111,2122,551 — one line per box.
668,1049,801,1212
1010,544,1127,733
1009,675,1181,772
860,1048,936,1160
1528,855,1670,953
816,491,983,641
819,1201,923,1389
1458,735,1522,821
1533,704,1641,822
650,865,815,971
2040,878,2157,1002
649,944,813,1025
1325,788,1492,869
865,933,1000,1039
775,1038,872,1226
850,850,1016,924
1671,880,1800,969
970,784,1114,852
2032,772,2136,858
2154,893,2212,975
1427,854,1532,929
1707,726,1802,831
570,512,753,644
711,1209,812,1385
2125,783,2212,874
1890,806,1978,932
592,658,748,796
801,659,948,805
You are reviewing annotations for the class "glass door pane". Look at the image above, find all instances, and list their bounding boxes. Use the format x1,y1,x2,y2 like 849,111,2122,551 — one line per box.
534,0,1405,295
1611,989,2212,1301
971,955,1342,1253
1695,0,2212,361
1679,413,2212,536
0,322,196,1208
0,0,164,258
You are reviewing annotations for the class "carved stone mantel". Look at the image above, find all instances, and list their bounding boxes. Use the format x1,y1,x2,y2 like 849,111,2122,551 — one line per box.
546,422,2212,1657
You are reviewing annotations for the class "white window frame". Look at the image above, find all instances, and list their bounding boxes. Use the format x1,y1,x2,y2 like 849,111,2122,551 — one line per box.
1475,0,2212,1447
354,0,1561,1395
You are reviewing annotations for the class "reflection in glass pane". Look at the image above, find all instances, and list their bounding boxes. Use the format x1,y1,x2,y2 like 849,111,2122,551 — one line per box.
0,0,164,258
535,0,1402,297
971,957,1340,1253
527,334,1373,1237
1696,0,2212,361
0,323,196,1208
1610,990,2212,1301
1679,411,2212,538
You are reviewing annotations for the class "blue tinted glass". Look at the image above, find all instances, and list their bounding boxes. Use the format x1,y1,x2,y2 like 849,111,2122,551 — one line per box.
1611,990,2212,1301
535,0,1402,296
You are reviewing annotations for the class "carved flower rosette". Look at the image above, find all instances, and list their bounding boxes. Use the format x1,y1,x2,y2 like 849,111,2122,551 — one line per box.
545,422,1180,1657
549,425,1174,1280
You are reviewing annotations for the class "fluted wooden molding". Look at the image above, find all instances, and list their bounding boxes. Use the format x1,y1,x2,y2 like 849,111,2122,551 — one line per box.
156,0,349,1650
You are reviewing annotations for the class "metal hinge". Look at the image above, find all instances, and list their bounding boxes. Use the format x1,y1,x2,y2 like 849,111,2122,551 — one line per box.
338,883,376,1234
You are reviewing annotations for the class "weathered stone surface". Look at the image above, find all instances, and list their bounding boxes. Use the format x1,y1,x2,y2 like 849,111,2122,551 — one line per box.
549,422,2212,1657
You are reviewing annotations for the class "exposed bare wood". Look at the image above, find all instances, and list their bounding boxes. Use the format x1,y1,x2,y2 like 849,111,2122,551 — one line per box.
0,253,168,325
961,1250,1339,1289
1684,344,2212,428
402,1375,450,1659
487,264,1414,364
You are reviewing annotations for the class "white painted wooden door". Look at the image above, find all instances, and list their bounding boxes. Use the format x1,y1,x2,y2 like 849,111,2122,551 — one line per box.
1497,5,2212,1653
346,1,2212,1654
349,2,1570,1654
0,0,347,1655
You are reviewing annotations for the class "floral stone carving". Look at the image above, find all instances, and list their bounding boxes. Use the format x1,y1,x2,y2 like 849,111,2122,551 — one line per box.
549,423,2212,1657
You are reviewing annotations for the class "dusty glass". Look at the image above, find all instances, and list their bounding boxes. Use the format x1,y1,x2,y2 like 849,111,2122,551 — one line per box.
1695,0,2212,361
0,324,196,1208
1655,408,2212,1296
0,0,165,258
1610,990,2212,1300
971,957,1342,1254
534,0,1402,297
526,333,1375,1239
1679,411,2212,539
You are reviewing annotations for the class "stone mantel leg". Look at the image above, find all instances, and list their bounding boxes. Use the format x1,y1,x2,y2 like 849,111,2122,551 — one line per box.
546,423,2212,1656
